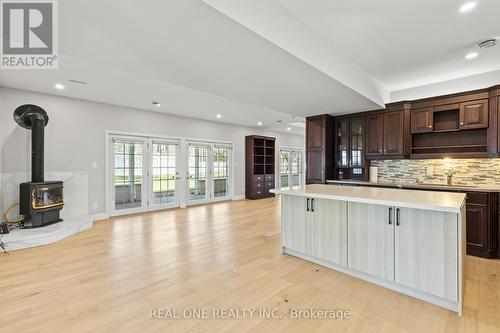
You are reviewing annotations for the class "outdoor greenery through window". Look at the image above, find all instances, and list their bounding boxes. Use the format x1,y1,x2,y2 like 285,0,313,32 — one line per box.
188,145,208,201
152,143,177,205
213,147,230,198
114,142,143,210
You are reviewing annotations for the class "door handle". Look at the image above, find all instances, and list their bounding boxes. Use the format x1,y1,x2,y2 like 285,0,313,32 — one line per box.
306,198,310,212
311,198,314,212
396,208,400,226
388,207,392,225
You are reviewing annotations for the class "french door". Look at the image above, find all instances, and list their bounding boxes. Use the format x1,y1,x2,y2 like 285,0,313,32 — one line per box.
111,137,148,216
187,142,232,206
279,149,304,190
110,134,232,215
187,143,210,205
150,140,180,210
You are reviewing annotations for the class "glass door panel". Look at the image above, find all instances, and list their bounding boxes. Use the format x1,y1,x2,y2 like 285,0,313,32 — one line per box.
152,141,179,208
350,117,363,167
112,140,146,214
213,146,231,199
188,144,209,204
279,151,290,189
336,119,349,167
291,151,302,189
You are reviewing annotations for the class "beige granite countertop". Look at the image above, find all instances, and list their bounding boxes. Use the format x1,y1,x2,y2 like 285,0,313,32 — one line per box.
326,179,500,192
271,184,466,213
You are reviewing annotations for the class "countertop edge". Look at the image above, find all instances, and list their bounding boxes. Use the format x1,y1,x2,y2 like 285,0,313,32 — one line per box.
326,180,500,192
270,188,465,214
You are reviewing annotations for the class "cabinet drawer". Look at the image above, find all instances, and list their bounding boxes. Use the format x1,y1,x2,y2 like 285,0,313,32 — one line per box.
265,174,274,182
253,182,264,189
466,192,488,205
253,175,264,182
265,181,274,189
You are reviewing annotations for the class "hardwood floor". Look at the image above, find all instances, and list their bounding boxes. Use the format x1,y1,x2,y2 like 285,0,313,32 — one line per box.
1,197,499,332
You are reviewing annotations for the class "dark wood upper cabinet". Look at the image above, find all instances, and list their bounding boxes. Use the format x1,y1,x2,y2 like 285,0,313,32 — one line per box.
306,116,325,149
365,108,408,159
365,113,384,157
334,116,366,180
460,99,489,129
411,107,433,133
305,115,334,184
384,111,404,155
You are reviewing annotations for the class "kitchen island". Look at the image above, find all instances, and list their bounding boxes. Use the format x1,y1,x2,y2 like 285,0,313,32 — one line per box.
271,184,467,315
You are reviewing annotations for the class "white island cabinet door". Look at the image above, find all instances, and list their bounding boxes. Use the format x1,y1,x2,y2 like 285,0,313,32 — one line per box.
310,198,347,266
395,207,458,302
281,195,308,254
348,202,395,280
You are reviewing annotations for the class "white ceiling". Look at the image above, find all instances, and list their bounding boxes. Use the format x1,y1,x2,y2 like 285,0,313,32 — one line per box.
276,0,500,91
1,0,499,133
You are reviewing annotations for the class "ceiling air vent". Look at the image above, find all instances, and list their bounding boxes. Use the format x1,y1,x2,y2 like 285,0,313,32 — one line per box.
478,38,497,49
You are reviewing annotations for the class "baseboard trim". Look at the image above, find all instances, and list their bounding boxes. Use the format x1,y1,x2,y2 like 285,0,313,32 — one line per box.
89,212,110,221
232,195,245,201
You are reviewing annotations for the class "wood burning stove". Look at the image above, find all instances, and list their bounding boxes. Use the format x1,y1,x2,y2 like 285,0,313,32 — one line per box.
14,105,64,228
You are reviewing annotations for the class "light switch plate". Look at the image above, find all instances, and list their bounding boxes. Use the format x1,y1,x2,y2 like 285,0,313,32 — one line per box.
426,167,433,177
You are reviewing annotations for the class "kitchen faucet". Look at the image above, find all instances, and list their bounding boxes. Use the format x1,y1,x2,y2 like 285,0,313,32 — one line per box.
446,171,454,185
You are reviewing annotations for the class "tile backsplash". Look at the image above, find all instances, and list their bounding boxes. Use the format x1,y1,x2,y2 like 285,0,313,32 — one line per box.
371,158,500,186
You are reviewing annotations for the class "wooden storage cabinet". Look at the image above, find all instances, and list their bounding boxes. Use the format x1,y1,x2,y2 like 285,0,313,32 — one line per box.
347,203,394,280
282,195,348,266
465,191,497,258
410,96,490,158
411,107,433,133
306,115,334,184
365,110,407,159
245,135,275,200
335,116,366,180
460,99,489,129
365,113,384,156
348,202,458,302
395,207,458,302
384,111,405,155
281,196,464,312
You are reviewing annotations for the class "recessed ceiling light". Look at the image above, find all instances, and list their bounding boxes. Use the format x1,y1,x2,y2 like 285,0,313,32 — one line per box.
216,114,222,119
257,121,263,126
54,83,65,90
152,101,161,107
465,52,478,60
459,2,477,13
286,127,291,131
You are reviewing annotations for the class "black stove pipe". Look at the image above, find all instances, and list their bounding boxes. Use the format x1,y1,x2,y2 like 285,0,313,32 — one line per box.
30,114,45,183
13,104,49,183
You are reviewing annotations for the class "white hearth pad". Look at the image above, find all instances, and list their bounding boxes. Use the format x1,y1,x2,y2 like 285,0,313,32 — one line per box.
1,215,93,251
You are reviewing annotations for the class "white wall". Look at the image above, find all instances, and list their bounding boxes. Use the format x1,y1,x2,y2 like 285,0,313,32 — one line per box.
0,87,4,215
0,86,304,215
391,70,500,101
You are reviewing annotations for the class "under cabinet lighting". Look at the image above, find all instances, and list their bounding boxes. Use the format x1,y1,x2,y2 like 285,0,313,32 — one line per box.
216,114,222,119
257,121,263,126
54,83,65,90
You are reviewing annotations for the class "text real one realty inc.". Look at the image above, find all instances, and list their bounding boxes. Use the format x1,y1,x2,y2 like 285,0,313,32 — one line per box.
150,308,351,320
